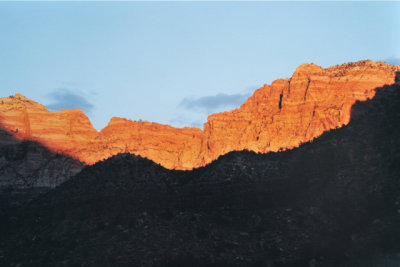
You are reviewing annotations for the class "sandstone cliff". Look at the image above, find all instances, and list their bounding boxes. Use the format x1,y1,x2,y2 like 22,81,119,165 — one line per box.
0,60,399,170
2,81,400,266
200,60,400,164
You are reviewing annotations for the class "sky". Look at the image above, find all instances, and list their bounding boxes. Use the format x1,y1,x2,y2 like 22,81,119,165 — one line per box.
0,2,399,130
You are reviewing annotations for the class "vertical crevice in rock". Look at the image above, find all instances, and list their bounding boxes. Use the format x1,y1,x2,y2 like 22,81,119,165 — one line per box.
279,91,283,110
304,79,311,101
304,107,316,138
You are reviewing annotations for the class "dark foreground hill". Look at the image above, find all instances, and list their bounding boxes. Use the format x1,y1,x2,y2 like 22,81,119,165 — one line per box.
1,82,400,266
0,139,83,230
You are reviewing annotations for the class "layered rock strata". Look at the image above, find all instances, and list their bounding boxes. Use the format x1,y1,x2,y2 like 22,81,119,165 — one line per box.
0,60,399,170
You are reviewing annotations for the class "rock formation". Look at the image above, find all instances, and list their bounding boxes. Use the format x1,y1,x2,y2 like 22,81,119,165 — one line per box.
2,81,400,266
0,60,399,170
0,140,83,188
0,93,98,151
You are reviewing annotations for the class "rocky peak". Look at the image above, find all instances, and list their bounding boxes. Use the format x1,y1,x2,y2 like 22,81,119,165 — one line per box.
0,60,399,172
13,93,29,100
1,94,47,111
293,63,324,74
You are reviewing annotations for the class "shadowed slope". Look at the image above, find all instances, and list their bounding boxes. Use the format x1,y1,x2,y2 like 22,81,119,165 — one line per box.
1,80,399,266
0,127,83,189
0,128,84,248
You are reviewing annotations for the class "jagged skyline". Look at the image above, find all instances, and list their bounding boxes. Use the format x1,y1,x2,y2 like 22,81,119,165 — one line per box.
1,60,398,170
0,2,399,130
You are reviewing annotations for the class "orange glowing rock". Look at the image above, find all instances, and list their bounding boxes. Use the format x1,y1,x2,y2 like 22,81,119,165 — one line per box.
1,60,398,169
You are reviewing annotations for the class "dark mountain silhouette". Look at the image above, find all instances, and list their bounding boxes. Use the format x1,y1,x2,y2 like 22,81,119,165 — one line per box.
1,80,400,266
0,130,83,244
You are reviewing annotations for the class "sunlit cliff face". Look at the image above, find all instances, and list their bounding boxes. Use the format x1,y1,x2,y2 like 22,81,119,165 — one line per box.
1,60,399,170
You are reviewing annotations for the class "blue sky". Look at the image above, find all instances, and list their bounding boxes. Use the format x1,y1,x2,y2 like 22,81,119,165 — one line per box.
0,2,399,130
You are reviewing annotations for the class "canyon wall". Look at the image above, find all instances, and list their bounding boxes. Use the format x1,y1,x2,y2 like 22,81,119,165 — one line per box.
0,60,399,170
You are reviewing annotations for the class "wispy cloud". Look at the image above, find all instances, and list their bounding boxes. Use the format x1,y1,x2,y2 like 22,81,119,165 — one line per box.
179,92,251,113
382,57,400,65
46,88,94,114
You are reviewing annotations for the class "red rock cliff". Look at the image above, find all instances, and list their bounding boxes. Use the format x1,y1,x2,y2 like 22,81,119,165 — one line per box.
1,60,398,169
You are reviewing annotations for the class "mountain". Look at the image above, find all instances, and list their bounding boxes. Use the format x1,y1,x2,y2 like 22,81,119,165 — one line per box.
1,60,399,172
0,140,82,188
0,122,83,188
1,80,399,266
